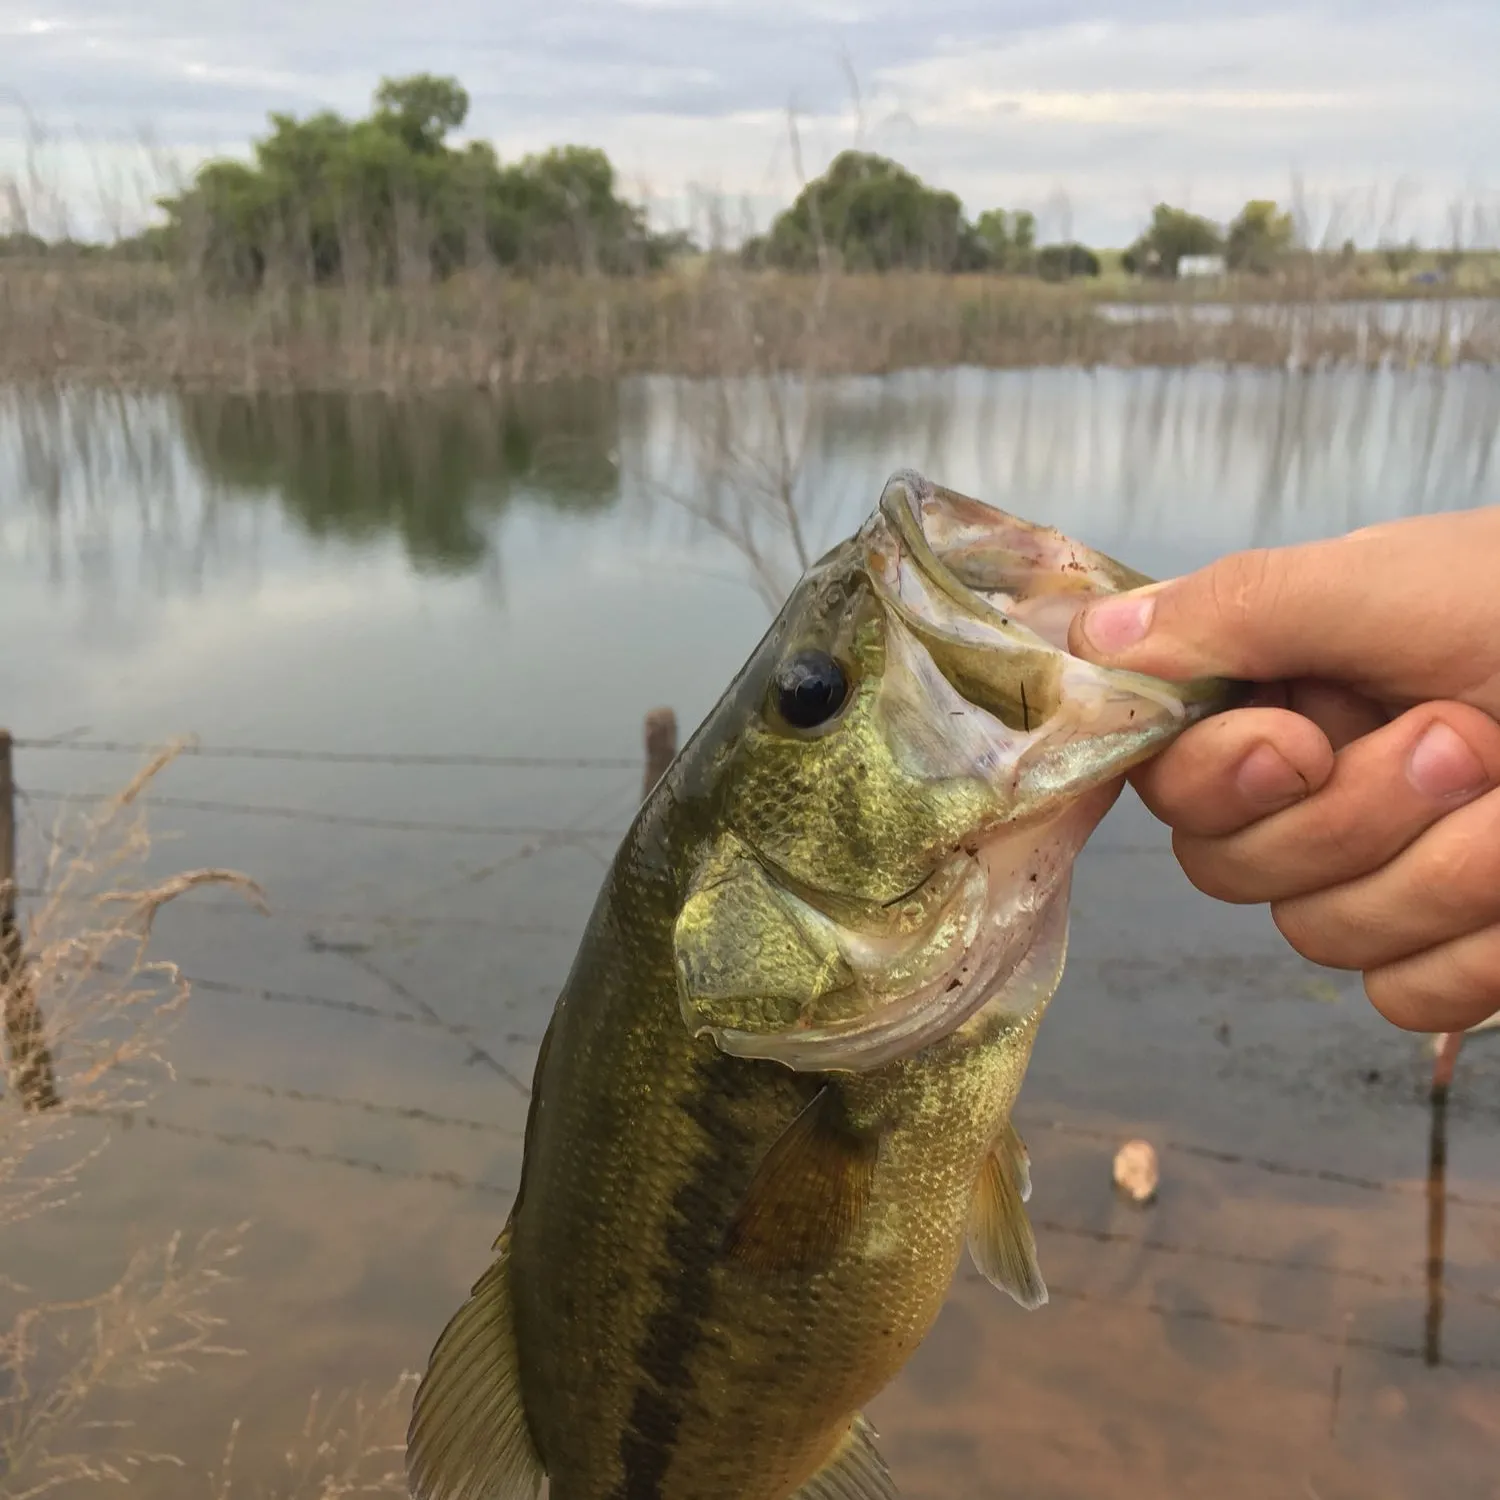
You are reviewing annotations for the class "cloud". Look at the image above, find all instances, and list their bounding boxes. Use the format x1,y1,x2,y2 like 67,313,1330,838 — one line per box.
0,0,1494,245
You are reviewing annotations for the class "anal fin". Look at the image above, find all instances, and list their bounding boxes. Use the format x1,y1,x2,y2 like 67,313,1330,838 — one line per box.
790,1414,899,1500
968,1131,1047,1309
724,1085,879,1274
406,1225,546,1500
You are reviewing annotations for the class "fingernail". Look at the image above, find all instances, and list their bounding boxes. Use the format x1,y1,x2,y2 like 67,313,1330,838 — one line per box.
1408,722,1488,799
1080,594,1156,655
1236,742,1309,807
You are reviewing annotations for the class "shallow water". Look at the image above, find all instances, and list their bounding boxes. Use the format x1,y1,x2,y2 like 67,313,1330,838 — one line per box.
2,367,1499,1498
1094,294,1500,362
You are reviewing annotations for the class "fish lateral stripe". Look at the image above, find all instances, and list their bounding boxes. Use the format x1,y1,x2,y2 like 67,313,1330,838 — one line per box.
609,1049,763,1500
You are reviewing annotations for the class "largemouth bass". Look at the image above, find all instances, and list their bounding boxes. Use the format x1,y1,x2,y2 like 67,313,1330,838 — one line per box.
408,471,1235,1500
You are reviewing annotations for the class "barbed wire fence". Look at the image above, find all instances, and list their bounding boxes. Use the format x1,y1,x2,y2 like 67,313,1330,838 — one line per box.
3,721,1499,1381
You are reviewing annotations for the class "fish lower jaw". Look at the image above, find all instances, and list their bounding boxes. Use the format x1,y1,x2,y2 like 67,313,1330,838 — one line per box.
707,809,1086,1075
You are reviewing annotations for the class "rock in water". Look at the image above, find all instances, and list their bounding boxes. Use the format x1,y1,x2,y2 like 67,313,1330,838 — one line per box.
1113,1139,1160,1205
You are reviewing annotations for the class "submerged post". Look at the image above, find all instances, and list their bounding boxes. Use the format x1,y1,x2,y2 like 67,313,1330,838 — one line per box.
1,730,19,997
643,708,678,801
1423,1032,1461,1367
1,731,60,1112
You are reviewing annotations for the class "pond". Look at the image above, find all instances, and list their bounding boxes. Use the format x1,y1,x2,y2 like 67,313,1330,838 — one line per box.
3,366,1499,1499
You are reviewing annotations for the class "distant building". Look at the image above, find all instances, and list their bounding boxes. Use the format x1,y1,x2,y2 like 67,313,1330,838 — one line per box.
1177,254,1227,279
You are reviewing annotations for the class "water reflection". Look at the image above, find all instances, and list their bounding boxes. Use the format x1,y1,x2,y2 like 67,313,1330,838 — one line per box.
5,369,1498,599
0,380,626,584
1096,296,1500,362
179,383,623,573
630,366,1500,609
3,368,1500,1499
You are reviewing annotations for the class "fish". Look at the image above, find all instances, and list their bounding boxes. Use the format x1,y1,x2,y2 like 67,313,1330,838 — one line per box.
406,469,1236,1500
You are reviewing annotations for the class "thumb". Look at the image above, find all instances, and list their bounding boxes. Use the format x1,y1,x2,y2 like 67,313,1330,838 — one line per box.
1066,539,1370,685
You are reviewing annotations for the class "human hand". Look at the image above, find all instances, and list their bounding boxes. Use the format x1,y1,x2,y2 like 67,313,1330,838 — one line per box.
1067,507,1500,1034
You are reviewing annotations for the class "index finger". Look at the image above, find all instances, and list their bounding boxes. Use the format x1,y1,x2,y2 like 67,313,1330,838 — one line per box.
1129,706,1334,839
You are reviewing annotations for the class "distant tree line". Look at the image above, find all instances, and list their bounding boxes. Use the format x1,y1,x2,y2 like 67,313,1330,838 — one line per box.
739,151,1103,279
118,75,691,289
0,75,1462,288
742,155,1303,281
1119,200,1296,277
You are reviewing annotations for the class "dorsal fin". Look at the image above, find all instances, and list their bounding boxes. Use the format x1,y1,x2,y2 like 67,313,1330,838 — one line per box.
968,1133,1047,1310
791,1414,899,1500
406,1226,546,1500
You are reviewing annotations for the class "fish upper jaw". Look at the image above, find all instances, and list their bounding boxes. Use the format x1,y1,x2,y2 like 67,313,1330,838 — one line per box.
860,470,1234,810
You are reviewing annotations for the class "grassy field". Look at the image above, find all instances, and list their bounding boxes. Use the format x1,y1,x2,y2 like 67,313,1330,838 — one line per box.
2,257,1497,392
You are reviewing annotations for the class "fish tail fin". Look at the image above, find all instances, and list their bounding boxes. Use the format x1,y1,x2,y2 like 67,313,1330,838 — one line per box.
407,1225,547,1500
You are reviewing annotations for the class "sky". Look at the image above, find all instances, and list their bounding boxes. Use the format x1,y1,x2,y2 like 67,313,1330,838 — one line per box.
1,0,1496,247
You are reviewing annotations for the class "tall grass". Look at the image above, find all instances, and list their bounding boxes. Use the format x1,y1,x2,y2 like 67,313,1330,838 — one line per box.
3,259,1498,392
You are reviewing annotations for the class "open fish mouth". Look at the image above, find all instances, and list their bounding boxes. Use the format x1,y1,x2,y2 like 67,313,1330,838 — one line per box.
700,471,1239,1075
863,469,1229,750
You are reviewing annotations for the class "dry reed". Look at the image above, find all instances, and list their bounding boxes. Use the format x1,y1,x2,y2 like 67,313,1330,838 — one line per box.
2,743,266,1226
2,261,1497,394
206,1376,420,1500
2,750,413,1500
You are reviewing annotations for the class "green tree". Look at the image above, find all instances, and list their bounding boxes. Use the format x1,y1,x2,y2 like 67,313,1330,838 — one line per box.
373,74,470,155
1035,242,1100,282
1382,239,1419,276
0,231,50,258
1123,204,1224,278
1225,199,1294,274
151,75,686,289
497,146,656,273
757,151,975,272
973,208,1036,272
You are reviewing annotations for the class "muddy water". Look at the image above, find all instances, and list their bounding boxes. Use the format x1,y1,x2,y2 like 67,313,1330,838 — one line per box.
2,367,1498,1498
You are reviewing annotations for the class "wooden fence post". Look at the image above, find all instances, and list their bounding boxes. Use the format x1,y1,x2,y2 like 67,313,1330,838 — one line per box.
642,708,678,801
1,730,60,1112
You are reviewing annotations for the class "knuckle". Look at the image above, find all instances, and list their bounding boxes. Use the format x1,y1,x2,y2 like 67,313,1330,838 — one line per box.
1365,929,1500,1032
1363,969,1430,1032
1446,932,1500,1006
1417,834,1482,899
1200,550,1282,671
1174,834,1258,904
1291,819,1358,881
1297,789,1381,876
1270,899,1350,968
1398,790,1500,924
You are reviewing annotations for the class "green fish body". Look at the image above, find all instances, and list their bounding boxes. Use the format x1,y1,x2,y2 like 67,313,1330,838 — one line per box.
408,472,1234,1500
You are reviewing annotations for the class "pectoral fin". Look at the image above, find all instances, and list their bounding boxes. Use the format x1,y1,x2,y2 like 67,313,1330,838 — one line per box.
999,1121,1032,1203
724,1086,879,1274
406,1226,546,1500
790,1414,898,1500
968,1133,1047,1309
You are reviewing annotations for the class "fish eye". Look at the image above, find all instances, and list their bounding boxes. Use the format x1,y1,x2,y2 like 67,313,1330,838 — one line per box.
774,649,849,730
